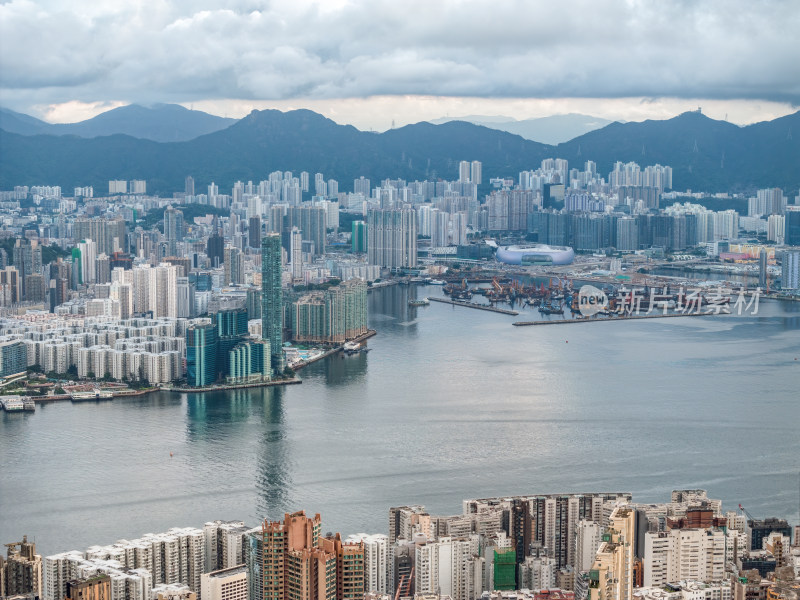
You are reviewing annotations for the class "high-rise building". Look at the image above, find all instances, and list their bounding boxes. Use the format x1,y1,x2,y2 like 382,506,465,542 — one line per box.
292,279,368,344
643,527,726,586
285,206,326,256
249,216,262,249
290,228,303,280
2,536,43,598
782,249,800,291
164,207,185,256
73,218,127,256
223,247,244,285
588,506,635,600
77,239,98,285
247,512,364,600
353,177,371,198
344,534,388,594
785,208,800,246
109,180,127,195
261,234,284,373
186,323,217,387
129,180,147,194
200,566,247,600
13,239,42,300
203,521,249,574
471,161,482,185
0,339,28,378
367,209,417,269
185,176,195,197
214,308,248,377
459,161,471,183
66,575,111,600
0,266,20,305
352,221,367,253
757,188,786,215
207,232,224,268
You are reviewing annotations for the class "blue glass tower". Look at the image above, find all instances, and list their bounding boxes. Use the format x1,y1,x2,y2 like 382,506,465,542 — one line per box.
186,323,217,386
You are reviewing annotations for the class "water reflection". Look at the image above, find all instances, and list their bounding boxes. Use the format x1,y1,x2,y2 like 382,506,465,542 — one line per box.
318,351,368,386
255,386,292,520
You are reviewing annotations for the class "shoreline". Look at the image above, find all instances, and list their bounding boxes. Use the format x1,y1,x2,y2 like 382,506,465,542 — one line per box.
24,329,380,403
292,329,378,370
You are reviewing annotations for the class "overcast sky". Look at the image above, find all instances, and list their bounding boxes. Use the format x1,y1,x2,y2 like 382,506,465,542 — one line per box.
1,0,798,129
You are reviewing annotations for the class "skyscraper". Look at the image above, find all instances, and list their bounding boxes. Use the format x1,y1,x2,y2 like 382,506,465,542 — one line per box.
351,221,367,253
471,161,482,185
164,207,185,256
782,249,800,291
247,512,364,600
2,536,42,598
290,227,303,280
185,176,195,197
186,323,217,387
249,216,262,249
785,208,800,246
223,247,244,285
459,161,471,183
588,506,635,600
367,209,417,269
261,234,284,373
73,218,126,256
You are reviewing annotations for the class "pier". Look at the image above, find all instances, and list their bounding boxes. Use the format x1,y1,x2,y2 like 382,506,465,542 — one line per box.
512,312,718,326
428,296,519,315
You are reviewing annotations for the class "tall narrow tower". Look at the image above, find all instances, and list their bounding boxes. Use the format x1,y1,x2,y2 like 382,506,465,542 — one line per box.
261,234,284,373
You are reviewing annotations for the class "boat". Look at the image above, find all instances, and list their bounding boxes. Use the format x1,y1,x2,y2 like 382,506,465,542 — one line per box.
70,389,113,402
428,279,446,285
0,397,24,411
408,298,430,306
539,301,565,315
342,341,370,355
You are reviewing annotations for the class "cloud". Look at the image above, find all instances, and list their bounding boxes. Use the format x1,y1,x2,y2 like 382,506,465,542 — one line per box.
1,0,799,115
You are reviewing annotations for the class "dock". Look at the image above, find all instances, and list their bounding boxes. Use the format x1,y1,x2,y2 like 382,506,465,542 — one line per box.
428,296,519,315
512,312,718,326
292,329,378,370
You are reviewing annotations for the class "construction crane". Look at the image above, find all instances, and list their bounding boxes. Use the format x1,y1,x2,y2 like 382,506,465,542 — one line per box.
738,503,756,522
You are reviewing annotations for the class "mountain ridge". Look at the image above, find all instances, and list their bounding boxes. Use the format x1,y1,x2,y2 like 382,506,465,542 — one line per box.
0,104,237,142
1,108,798,196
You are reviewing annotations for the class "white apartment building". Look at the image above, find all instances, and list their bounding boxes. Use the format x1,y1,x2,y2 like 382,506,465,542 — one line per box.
346,533,389,594
643,528,726,587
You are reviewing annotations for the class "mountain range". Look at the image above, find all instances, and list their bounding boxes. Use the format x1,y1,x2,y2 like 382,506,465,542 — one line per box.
0,104,236,142
427,113,614,144
1,107,798,197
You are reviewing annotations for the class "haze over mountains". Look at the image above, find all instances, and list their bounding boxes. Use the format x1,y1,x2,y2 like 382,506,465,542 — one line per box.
1,105,798,197
427,113,614,144
0,104,236,143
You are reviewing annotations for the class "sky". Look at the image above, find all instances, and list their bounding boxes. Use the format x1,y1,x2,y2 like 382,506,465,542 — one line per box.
1,0,799,130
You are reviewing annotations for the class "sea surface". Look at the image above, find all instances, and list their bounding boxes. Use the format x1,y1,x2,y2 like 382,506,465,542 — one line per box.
1,284,799,556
